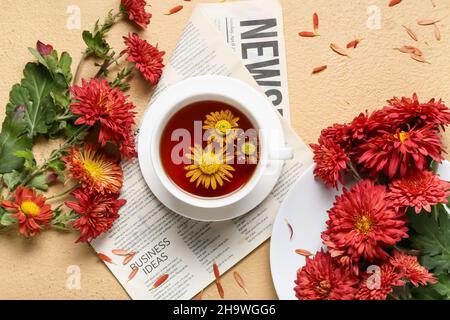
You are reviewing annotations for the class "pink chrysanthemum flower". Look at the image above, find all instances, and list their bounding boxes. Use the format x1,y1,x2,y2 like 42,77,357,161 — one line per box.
388,170,450,214
322,180,408,272
294,250,359,300
389,251,436,287
123,33,165,85
311,137,349,189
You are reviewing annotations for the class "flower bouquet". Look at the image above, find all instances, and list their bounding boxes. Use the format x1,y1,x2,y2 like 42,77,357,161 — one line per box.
295,94,450,300
0,0,165,242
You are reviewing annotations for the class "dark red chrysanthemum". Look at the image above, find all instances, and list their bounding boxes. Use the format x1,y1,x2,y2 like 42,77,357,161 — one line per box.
66,189,126,243
357,126,444,178
356,264,404,300
322,180,408,272
389,251,436,287
123,33,165,85
388,170,450,214
385,93,450,129
294,250,359,300
1,187,52,238
311,137,349,189
121,0,151,28
70,78,137,159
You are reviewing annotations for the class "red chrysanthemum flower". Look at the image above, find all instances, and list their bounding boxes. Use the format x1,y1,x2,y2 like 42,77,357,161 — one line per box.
64,144,123,195
294,250,359,300
121,0,151,28
119,130,138,160
385,93,450,129
123,33,165,85
356,264,404,300
388,170,450,214
348,111,381,141
311,137,349,189
357,126,444,178
66,189,126,243
319,123,351,148
1,187,52,238
389,251,436,287
322,180,408,272
70,78,137,159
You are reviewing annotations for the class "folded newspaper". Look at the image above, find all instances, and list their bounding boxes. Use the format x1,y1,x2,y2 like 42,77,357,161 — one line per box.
91,0,313,300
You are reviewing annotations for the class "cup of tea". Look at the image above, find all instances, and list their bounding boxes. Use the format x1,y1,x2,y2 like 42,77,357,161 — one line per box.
138,75,293,218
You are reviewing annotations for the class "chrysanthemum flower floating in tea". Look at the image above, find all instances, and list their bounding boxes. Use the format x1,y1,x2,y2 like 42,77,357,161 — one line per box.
239,141,258,164
185,145,235,190
203,109,240,143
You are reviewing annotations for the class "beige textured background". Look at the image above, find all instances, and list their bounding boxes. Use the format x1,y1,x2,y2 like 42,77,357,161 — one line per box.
0,0,449,299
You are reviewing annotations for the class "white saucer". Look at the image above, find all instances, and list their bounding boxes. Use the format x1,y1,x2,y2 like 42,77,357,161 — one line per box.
138,76,287,222
270,161,450,300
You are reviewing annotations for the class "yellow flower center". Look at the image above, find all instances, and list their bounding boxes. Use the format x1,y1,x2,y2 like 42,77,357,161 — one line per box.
84,160,104,179
241,142,256,156
20,200,40,217
215,120,232,136
199,152,221,175
354,214,373,234
398,131,410,144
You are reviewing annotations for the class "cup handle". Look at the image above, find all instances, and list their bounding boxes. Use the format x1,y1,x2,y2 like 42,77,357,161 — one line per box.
269,146,294,160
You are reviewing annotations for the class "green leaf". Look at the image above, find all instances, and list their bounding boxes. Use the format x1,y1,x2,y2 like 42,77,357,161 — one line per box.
2,170,27,190
27,172,48,191
82,30,110,59
0,113,33,174
433,273,450,298
14,150,34,161
29,48,72,85
47,159,66,183
409,207,450,273
58,52,73,83
410,284,445,300
0,208,17,227
48,159,66,172
7,63,60,138
410,273,450,300
52,209,77,231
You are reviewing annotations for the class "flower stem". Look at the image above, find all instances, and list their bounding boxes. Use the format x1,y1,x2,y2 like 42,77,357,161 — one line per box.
95,52,125,79
21,125,89,187
46,185,78,201
73,51,88,85
348,161,361,181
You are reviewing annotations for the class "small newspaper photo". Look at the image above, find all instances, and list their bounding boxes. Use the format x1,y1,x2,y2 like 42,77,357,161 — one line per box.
91,0,313,300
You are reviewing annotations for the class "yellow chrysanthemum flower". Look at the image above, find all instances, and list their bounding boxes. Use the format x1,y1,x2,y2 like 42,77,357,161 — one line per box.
203,109,240,143
184,145,235,190
240,141,258,164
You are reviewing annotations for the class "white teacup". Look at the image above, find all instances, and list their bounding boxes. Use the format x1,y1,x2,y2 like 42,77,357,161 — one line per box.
139,75,293,220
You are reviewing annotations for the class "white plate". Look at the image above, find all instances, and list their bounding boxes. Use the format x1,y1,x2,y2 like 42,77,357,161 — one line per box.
270,161,450,300
138,76,287,222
